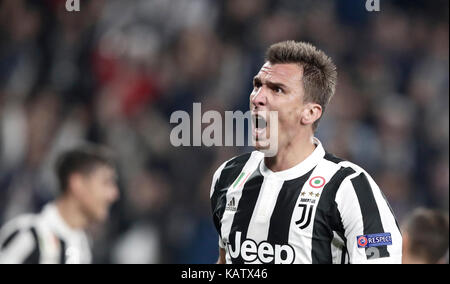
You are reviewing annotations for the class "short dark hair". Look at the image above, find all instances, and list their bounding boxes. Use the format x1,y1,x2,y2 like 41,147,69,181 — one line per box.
265,40,337,131
55,144,115,193
403,208,449,263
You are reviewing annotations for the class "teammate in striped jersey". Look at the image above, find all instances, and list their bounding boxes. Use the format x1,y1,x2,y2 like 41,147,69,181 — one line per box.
0,144,119,264
210,41,402,264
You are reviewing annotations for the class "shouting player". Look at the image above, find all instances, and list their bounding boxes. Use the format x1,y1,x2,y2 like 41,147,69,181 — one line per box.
210,41,402,264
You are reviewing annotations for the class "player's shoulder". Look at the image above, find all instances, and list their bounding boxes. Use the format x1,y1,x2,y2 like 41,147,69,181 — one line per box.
0,214,38,234
210,151,263,197
320,152,380,192
322,152,369,176
215,151,263,174
0,213,39,248
226,151,262,167
322,152,382,198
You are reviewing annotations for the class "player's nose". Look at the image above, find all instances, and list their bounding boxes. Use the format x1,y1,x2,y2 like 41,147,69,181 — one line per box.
250,87,267,109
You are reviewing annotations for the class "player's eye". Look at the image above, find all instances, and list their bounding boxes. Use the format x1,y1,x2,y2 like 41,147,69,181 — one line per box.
274,86,283,94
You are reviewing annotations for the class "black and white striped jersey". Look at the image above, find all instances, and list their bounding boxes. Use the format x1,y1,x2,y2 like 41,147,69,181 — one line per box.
0,203,91,264
210,138,402,264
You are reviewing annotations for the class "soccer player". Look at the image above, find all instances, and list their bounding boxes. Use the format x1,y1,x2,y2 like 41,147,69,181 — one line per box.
0,144,119,264
210,41,402,264
402,208,449,264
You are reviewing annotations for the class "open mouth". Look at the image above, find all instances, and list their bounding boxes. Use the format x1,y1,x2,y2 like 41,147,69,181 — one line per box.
252,113,268,141
252,114,267,130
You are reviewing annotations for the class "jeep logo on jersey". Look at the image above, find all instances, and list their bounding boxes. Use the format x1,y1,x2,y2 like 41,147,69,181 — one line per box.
227,231,295,264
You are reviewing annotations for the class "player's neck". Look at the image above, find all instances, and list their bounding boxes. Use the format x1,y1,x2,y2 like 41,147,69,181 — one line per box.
56,196,89,231
264,133,316,172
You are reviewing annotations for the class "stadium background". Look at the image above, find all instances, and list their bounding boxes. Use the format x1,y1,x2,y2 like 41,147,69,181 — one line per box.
0,0,448,263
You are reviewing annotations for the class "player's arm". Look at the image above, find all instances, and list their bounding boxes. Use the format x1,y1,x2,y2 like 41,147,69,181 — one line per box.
210,160,229,264
335,172,402,264
216,248,226,264
215,230,227,264
0,228,40,264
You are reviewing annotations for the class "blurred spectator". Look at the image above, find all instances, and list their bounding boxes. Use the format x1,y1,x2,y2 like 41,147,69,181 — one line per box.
401,208,449,264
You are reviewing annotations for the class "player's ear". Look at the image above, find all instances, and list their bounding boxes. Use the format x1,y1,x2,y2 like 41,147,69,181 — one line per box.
68,173,85,196
300,103,322,126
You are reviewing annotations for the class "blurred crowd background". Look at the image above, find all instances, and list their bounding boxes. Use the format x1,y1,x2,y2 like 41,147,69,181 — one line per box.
0,0,448,263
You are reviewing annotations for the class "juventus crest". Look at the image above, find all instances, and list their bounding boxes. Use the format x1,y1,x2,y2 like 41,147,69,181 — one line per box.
295,204,314,229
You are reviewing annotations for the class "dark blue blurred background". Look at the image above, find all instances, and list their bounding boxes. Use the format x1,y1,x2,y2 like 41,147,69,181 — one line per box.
0,0,448,263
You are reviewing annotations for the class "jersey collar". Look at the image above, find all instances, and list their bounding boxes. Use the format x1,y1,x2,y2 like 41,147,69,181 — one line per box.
259,137,325,180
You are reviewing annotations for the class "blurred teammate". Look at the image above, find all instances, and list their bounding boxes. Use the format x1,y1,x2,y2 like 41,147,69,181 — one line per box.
402,208,449,264
210,41,402,264
0,144,119,264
